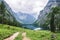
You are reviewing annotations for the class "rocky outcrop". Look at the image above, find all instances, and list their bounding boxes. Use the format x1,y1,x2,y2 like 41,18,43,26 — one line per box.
0,1,21,26
35,0,60,26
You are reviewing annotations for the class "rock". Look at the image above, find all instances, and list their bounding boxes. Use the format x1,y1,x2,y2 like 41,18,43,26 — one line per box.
35,0,60,26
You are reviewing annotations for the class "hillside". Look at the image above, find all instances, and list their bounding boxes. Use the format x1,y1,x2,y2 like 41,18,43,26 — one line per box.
0,24,53,40
35,0,60,26
0,1,22,27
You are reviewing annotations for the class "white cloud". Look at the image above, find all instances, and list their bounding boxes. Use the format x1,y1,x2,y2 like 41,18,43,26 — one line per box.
4,0,49,19
19,15,27,20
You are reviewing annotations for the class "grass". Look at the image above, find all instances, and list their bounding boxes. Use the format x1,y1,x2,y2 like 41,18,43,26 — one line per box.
0,24,60,40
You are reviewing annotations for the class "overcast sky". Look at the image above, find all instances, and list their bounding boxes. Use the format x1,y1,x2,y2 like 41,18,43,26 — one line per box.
4,0,49,19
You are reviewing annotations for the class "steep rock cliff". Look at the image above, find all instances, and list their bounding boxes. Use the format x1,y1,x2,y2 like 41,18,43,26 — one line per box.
35,0,60,26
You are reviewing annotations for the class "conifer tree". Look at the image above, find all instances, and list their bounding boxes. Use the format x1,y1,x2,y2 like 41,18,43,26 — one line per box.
50,7,60,32
0,1,5,24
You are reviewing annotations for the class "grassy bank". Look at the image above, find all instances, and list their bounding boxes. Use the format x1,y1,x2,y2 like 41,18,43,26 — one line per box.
0,24,60,40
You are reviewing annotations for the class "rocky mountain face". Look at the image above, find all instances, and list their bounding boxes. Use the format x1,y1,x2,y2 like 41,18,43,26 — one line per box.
0,1,21,26
0,0,36,25
14,12,35,24
35,0,60,26
3,0,36,24
0,0,40,30
56,0,60,6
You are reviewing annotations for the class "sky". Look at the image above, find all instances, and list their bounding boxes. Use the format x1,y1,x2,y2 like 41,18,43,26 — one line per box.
4,0,49,19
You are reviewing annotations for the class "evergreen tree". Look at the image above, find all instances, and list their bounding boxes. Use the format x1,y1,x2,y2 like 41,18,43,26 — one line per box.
0,1,6,24
50,6,60,32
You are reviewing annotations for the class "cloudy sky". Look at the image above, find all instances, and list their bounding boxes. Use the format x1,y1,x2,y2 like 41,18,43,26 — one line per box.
4,0,49,21
4,0,49,19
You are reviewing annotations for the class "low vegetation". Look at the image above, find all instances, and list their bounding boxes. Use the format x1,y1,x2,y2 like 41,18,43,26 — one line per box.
0,24,60,40
0,24,52,40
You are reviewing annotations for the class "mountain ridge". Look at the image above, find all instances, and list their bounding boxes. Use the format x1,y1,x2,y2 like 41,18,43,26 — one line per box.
35,0,60,26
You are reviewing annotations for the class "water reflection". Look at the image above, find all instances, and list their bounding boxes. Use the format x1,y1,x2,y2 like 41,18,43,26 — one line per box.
22,24,42,30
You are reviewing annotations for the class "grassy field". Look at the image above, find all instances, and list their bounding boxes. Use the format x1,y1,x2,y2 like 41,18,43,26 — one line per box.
0,24,60,40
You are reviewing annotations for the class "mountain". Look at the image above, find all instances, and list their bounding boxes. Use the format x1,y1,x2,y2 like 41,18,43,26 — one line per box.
3,0,36,24
4,0,50,24
0,0,40,29
35,0,60,26
0,1,21,26
14,12,36,24
56,0,60,6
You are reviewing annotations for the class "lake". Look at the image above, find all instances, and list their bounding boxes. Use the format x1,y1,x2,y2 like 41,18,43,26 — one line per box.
22,24,42,30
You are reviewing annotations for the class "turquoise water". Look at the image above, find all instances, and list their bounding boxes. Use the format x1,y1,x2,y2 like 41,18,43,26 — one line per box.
22,24,42,30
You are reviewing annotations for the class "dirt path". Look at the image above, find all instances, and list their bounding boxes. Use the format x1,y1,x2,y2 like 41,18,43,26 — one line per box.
22,32,31,40
4,32,20,40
